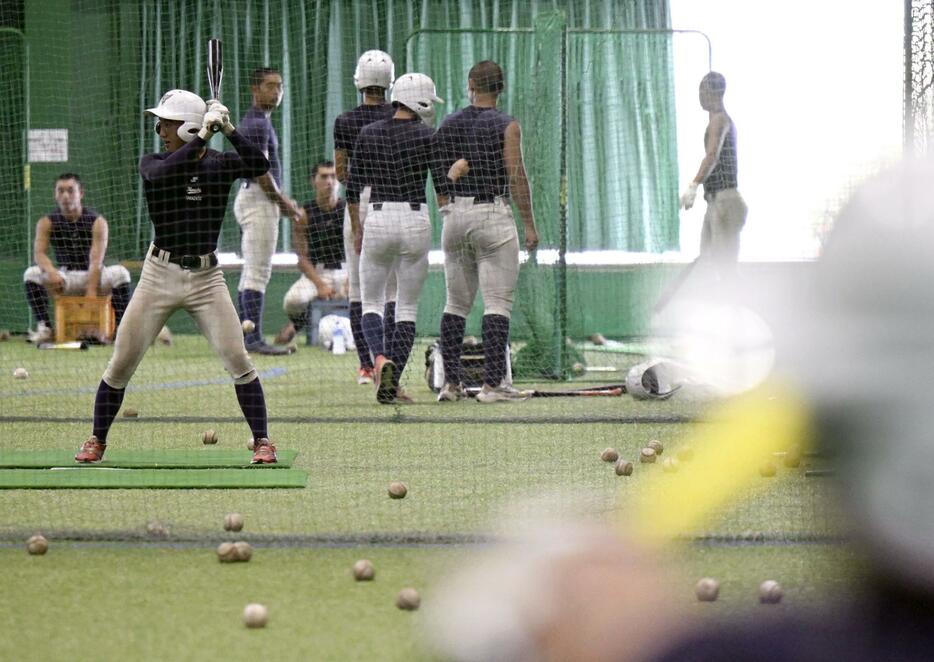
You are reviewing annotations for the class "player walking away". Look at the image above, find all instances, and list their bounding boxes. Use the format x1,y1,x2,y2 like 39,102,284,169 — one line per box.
24,174,131,343
275,160,348,345
234,67,301,355
347,73,449,404
434,60,540,404
334,50,398,385
74,90,279,464
680,71,747,271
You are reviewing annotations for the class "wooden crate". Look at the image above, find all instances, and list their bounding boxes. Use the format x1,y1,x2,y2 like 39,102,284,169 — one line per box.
54,295,115,343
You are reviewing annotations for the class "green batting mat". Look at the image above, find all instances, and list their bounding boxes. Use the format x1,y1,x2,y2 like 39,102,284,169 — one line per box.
0,468,307,489
0,449,298,469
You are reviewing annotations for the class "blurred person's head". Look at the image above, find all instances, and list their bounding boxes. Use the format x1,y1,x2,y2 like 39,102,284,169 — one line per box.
781,156,934,594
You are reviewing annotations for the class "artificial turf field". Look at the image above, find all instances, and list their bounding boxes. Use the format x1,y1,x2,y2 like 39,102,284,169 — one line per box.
0,335,858,661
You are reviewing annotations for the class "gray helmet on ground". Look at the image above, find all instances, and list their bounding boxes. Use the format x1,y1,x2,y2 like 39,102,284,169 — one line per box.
391,73,444,125
145,89,206,143
354,50,394,91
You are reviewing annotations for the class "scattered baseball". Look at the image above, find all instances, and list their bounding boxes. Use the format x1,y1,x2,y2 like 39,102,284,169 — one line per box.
202,429,218,445
640,447,657,464
353,559,375,581
395,587,421,611
224,513,244,532
677,446,695,462
759,580,784,604
247,437,255,451
146,521,169,538
662,458,679,473
234,541,253,562
589,333,607,346
759,461,777,478
783,446,802,468
600,447,619,463
217,541,239,563
388,481,408,499
615,459,634,476
241,319,256,334
647,439,664,455
0,329,11,341
571,362,586,376
26,534,48,555
123,407,139,418
695,577,720,602
242,603,268,628
12,367,28,380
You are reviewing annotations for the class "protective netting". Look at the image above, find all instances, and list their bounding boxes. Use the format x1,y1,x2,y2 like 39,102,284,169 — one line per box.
0,0,837,550
908,0,934,156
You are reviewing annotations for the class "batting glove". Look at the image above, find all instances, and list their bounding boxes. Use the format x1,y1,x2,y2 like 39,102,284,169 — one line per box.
680,182,699,210
198,110,225,140
206,101,236,136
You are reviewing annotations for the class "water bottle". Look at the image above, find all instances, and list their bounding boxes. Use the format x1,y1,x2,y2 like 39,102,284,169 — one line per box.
332,324,347,355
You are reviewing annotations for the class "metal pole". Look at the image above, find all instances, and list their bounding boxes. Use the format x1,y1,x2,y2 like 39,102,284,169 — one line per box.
556,20,569,379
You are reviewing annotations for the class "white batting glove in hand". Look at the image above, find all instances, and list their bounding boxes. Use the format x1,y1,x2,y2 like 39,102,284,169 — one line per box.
680,182,699,210
206,101,235,135
198,110,225,140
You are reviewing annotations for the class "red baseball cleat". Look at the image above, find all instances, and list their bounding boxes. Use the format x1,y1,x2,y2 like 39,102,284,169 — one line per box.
251,438,278,464
74,436,106,463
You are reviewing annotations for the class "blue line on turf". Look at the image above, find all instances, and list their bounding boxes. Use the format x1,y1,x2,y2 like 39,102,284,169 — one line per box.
0,367,287,398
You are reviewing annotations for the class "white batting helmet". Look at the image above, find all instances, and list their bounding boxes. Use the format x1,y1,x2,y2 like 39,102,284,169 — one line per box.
354,50,394,91
391,73,444,125
145,89,206,143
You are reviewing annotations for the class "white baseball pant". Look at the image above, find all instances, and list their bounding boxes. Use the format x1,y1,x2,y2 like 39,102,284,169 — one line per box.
102,244,256,389
235,183,280,293
441,197,520,319
359,203,431,323
700,188,747,265
344,187,397,302
23,264,131,293
282,267,348,318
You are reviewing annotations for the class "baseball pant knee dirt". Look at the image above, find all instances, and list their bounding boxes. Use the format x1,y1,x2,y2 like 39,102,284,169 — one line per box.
699,188,747,265
442,200,520,319
103,247,256,389
235,185,280,293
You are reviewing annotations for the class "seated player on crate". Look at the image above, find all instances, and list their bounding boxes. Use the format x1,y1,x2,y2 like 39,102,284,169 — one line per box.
74,89,279,465
23,173,132,343
275,160,351,347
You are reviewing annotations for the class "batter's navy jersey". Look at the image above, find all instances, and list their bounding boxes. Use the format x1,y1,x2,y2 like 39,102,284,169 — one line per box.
703,119,738,197
302,199,346,267
238,106,281,187
333,102,395,164
346,117,448,204
139,132,269,256
436,106,514,202
47,206,100,271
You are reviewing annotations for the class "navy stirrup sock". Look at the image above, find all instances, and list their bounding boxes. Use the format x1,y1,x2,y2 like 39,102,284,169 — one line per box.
440,313,467,385
92,381,126,443
481,314,511,387
24,281,51,326
235,377,268,440
350,301,373,368
388,321,416,387
239,289,265,346
361,312,385,359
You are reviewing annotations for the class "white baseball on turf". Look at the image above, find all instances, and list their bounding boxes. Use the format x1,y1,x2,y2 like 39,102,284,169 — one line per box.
224,513,244,532
242,603,268,628
13,367,28,379
353,559,375,581
600,448,619,463
202,429,218,445
388,481,408,499
26,534,48,555
247,437,255,451
759,580,783,604
395,587,421,610
241,319,255,334
695,577,720,602
233,541,253,562
217,542,238,563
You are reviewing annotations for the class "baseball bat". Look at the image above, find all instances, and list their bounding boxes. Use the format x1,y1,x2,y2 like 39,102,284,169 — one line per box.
206,38,223,132
530,387,624,398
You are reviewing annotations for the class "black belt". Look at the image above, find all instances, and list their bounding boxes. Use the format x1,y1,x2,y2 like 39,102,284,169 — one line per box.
371,202,421,211
151,246,218,270
316,262,343,270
